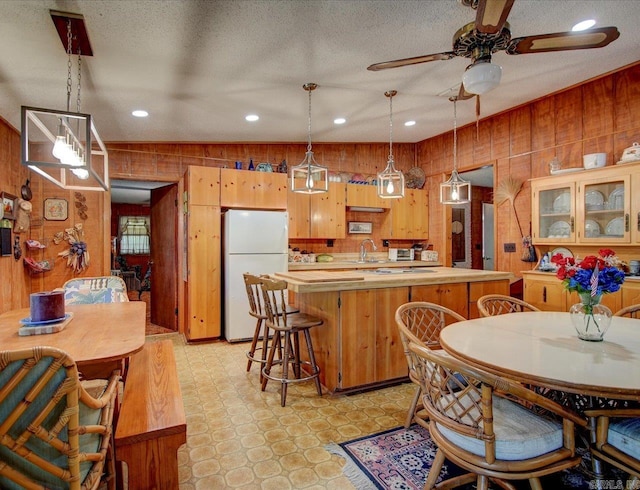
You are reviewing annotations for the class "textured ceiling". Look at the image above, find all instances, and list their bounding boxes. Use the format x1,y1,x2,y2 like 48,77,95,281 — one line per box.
0,0,638,148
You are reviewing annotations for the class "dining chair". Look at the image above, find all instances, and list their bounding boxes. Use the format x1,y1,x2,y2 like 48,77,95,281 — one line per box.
62,276,130,304
477,293,540,317
614,304,640,319
0,346,120,490
243,273,299,377
407,340,587,490
259,277,323,407
395,301,466,428
583,408,640,481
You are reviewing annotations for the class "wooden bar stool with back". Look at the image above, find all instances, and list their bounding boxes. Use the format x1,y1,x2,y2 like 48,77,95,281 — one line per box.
259,277,323,407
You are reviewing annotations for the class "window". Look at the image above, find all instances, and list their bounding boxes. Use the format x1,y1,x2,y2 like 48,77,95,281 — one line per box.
119,216,150,254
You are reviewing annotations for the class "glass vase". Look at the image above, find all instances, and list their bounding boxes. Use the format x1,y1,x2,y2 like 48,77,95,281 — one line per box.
569,292,612,342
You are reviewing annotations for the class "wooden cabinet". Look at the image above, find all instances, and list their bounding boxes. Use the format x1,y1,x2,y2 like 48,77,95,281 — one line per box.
523,272,568,311
523,271,625,313
288,182,346,238
410,282,468,319
220,168,288,209
468,280,510,318
184,166,221,340
345,184,391,209
339,287,409,389
531,162,640,245
387,188,429,239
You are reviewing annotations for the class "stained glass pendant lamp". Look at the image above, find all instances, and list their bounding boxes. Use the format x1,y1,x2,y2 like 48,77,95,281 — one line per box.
377,90,405,199
440,97,470,204
290,83,328,194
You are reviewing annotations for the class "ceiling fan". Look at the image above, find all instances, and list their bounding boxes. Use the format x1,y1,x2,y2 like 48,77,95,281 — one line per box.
367,0,620,101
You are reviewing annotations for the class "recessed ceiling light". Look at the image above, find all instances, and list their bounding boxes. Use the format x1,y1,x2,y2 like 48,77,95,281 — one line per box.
404,120,416,127
334,117,346,125
131,110,148,118
245,114,259,122
572,19,596,31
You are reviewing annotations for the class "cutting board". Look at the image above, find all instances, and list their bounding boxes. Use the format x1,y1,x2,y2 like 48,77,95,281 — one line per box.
274,271,365,283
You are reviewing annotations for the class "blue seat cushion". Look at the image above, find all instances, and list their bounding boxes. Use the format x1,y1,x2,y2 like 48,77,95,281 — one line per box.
436,396,563,461
608,417,640,461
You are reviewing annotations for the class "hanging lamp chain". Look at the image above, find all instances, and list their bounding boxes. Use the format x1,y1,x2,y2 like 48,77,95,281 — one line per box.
386,90,395,161
452,97,458,172
65,20,73,112
76,50,82,113
307,86,312,152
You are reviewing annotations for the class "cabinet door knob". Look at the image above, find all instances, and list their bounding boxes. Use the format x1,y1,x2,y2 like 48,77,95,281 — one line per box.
543,286,547,303
625,213,630,232
570,217,575,232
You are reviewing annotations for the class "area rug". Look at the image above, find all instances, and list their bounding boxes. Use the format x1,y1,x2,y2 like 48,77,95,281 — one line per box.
326,424,603,490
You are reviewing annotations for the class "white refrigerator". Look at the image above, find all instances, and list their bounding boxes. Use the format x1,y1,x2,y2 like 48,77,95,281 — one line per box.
223,209,289,342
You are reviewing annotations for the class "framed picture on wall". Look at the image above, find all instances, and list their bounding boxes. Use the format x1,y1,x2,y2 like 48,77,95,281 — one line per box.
44,198,69,221
1,192,17,220
348,221,372,234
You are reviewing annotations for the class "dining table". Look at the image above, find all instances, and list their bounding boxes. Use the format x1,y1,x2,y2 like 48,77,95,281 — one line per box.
0,301,146,379
439,311,640,477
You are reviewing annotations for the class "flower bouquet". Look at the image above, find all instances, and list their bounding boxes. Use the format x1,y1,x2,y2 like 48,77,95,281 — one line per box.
551,248,625,341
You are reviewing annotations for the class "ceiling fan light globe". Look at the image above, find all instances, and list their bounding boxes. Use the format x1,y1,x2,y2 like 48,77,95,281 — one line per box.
462,62,502,95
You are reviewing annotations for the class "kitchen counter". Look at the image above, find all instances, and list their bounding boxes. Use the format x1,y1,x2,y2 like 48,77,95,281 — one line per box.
287,260,441,271
276,267,512,292
280,267,512,394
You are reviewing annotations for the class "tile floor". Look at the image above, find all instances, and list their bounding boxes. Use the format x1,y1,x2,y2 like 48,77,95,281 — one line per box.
153,333,415,489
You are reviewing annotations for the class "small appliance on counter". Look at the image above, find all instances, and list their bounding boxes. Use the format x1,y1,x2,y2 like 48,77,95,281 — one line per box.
388,248,414,261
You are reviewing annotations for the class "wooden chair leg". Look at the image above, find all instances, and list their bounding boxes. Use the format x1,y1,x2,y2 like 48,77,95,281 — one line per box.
303,329,323,397
261,330,280,392
281,331,291,407
247,318,262,372
405,385,421,428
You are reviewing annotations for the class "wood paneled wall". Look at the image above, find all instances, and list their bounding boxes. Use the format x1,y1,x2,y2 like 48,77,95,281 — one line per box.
421,61,640,277
2,61,639,312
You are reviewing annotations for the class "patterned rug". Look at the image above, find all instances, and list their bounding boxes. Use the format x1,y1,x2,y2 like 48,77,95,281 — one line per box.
326,424,606,490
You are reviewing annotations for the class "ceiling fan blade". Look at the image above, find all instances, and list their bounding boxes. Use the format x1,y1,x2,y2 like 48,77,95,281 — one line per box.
451,83,475,101
367,52,455,71
474,0,515,35
507,26,620,54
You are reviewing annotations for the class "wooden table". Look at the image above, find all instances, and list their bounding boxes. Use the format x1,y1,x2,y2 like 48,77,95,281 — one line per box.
439,311,640,401
0,302,146,378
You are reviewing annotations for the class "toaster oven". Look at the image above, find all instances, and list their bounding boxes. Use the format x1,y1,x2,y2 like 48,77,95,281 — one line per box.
388,248,414,261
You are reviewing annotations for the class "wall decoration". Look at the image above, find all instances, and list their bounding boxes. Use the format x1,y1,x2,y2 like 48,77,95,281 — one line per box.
2,192,17,220
74,192,88,220
44,198,68,221
13,198,32,234
57,223,89,272
348,222,373,234
1,227,11,256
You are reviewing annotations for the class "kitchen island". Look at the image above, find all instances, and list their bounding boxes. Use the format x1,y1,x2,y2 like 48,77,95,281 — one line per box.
273,268,512,393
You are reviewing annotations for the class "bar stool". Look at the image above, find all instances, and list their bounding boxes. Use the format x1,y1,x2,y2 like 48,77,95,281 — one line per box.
259,277,323,407
243,273,299,377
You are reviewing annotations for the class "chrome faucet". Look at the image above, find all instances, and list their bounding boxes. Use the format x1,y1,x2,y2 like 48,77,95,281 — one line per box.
359,239,377,262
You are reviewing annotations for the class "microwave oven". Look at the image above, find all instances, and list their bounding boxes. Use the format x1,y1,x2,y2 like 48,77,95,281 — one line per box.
388,248,414,261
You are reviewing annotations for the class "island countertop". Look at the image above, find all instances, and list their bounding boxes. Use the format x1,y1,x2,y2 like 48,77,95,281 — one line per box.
274,267,513,293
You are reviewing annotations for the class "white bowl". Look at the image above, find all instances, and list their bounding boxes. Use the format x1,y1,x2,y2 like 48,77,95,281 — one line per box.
583,152,607,169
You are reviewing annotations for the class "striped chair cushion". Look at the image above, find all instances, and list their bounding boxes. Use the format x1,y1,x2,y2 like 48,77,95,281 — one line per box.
436,396,563,461
609,417,640,461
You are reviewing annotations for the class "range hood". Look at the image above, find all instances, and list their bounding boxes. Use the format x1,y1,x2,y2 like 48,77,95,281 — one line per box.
347,206,385,213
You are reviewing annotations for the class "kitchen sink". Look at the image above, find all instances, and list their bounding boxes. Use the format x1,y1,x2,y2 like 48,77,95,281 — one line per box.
365,268,435,274
340,260,388,264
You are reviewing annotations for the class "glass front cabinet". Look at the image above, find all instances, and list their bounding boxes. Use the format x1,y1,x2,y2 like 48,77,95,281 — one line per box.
532,163,639,245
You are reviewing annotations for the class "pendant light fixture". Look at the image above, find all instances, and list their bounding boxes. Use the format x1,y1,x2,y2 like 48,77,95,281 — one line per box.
290,83,328,194
21,11,108,191
377,90,405,199
440,97,470,204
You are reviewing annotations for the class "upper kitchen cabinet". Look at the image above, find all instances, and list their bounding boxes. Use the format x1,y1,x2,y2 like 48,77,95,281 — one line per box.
288,182,346,239
345,184,391,209
532,162,640,245
187,165,220,205
220,168,288,209
386,188,429,239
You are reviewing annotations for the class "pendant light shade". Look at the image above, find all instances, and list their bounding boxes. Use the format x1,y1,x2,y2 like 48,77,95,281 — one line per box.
462,60,502,95
377,90,405,199
290,83,328,194
440,97,470,204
